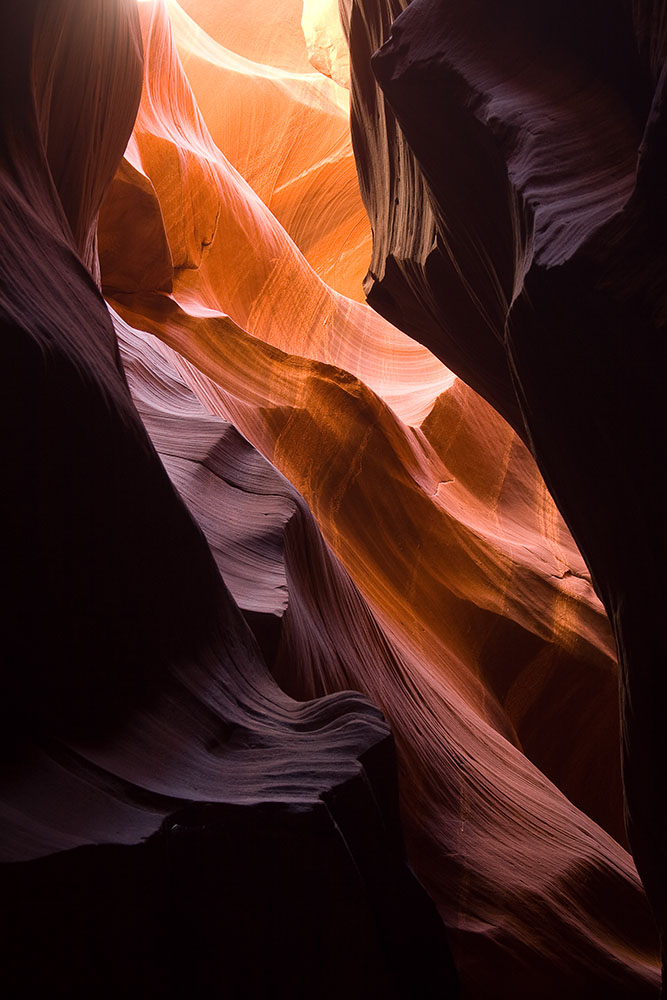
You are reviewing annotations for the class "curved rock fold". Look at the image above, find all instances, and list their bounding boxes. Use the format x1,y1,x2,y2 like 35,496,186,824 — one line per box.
2,0,665,996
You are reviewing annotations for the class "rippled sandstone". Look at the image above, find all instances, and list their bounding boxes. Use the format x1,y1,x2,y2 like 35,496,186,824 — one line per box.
2,0,664,996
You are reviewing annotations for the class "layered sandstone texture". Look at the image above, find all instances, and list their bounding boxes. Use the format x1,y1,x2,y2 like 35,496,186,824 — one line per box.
1,2,456,996
1,0,665,998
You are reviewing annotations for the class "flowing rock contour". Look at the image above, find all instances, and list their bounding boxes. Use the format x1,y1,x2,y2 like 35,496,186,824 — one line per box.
1,2,458,995
100,2,660,997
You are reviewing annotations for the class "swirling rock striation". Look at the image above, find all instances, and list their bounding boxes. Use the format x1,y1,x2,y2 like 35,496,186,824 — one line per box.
3,0,663,996
1,2,458,996
99,3,661,997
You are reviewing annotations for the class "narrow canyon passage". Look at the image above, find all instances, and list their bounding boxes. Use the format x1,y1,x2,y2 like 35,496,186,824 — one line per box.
2,1,665,997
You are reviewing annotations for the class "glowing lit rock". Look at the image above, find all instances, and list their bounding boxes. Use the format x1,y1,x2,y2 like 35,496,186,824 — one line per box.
302,0,350,88
97,4,661,995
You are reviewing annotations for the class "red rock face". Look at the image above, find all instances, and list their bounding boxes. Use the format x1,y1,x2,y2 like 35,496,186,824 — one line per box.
2,0,664,997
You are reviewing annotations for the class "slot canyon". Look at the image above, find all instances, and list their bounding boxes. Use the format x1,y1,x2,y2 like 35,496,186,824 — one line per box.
2,1,665,996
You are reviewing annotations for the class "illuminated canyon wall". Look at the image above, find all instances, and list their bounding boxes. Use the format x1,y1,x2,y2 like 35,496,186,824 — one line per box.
1,0,665,997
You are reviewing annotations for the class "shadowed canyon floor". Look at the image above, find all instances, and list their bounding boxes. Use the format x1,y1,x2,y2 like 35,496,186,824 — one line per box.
2,0,665,996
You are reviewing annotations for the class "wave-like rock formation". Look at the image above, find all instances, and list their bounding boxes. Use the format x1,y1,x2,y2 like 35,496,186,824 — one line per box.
1,2,457,996
100,1,660,996
3,0,665,996
169,0,365,300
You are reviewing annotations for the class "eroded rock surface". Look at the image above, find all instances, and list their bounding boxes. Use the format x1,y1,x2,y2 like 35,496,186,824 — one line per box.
348,0,666,990
3,0,664,996
1,2,457,996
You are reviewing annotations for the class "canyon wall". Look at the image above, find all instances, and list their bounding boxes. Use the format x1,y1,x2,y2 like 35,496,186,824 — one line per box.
2,0,664,996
